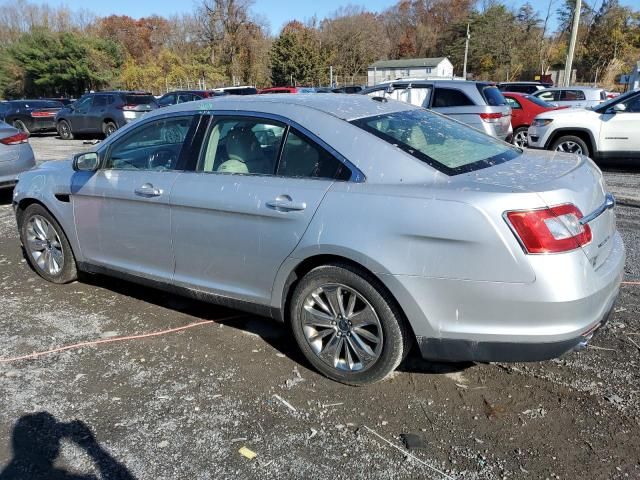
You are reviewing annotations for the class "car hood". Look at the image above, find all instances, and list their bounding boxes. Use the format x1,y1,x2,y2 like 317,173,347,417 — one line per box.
533,106,595,119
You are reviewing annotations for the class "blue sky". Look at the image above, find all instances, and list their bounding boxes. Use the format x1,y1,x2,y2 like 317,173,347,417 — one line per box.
34,0,640,34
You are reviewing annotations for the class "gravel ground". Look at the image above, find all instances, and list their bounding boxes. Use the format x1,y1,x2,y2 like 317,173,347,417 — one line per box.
0,135,638,479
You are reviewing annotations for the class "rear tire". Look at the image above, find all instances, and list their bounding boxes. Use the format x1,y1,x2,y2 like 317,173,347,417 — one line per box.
103,121,117,137
57,120,74,140
12,119,30,135
19,204,77,284
289,263,410,385
551,135,590,157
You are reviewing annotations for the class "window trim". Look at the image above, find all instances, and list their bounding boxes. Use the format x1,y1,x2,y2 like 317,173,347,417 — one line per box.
100,113,201,172
194,110,364,182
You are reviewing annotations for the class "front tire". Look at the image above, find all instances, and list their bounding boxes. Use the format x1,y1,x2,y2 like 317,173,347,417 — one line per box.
551,135,590,157
19,204,78,284
512,126,529,148
57,120,74,140
290,263,410,385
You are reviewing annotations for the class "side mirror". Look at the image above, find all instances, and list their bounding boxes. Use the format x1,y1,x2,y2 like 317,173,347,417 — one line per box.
73,152,99,172
612,103,627,113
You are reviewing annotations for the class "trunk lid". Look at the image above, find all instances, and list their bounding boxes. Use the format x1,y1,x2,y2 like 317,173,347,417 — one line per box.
467,149,615,269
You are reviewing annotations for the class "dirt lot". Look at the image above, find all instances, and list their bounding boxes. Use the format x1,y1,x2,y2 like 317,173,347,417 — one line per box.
0,135,638,479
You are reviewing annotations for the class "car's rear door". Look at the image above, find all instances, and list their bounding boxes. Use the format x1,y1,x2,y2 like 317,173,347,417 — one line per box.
170,114,353,305
72,114,201,281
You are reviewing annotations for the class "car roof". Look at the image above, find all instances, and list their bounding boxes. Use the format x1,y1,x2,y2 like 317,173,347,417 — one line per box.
498,81,548,85
153,93,415,122
537,86,602,91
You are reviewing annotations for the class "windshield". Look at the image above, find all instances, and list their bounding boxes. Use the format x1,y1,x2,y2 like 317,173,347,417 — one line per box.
125,95,157,105
351,109,521,175
477,85,507,106
525,95,556,108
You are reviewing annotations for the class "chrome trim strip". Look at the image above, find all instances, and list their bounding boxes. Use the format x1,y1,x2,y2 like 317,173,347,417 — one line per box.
580,193,616,225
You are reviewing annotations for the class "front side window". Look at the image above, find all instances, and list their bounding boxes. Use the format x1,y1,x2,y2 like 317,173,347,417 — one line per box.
351,109,520,175
200,118,285,175
432,88,474,108
525,95,555,108
158,94,175,107
277,130,351,180
624,94,640,113
74,96,93,112
92,96,108,108
536,91,557,102
105,116,195,171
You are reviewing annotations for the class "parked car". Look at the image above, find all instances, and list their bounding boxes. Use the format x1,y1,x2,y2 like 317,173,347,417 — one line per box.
532,87,607,109
502,92,566,147
212,86,258,95
0,100,64,134
55,91,158,140
259,87,317,94
361,80,513,140
527,88,640,159
13,94,623,384
158,90,221,107
497,81,552,94
41,97,75,106
0,121,36,189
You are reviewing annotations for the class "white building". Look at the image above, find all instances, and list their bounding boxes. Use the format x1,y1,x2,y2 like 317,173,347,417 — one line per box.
367,57,454,86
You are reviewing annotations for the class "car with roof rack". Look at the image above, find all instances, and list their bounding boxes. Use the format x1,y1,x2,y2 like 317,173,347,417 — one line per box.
361,80,512,140
55,91,158,140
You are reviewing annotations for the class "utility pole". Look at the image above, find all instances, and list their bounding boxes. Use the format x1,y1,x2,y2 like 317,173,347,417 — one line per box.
330,66,333,88
564,0,581,87
462,23,470,80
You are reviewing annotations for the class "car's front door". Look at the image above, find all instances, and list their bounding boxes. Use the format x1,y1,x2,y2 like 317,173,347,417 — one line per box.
170,115,353,305
598,92,640,157
69,96,93,132
72,114,200,281
86,94,109,133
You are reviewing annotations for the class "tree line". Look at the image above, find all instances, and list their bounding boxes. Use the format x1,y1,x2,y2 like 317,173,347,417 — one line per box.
0,0,638,99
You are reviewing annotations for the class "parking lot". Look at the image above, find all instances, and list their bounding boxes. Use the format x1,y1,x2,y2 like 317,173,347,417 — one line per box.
0,134,639,479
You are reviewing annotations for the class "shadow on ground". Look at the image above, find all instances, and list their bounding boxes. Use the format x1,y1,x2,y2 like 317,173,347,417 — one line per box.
78,273,473,378
0,189,13,206
0,412,135,480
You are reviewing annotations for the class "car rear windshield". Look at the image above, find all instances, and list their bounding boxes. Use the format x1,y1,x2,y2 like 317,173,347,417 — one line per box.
524,95,555,108
477,85,507,106
351,109,520,175
124,95,157,105
21,100,63,109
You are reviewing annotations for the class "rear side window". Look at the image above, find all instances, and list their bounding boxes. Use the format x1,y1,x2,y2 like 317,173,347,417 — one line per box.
277,129,351,180
477,85,507,106
432,88,474,107
92,96,108,107
561,90,586,101
351,109,520,175
124,95,157,106
505,97,521,109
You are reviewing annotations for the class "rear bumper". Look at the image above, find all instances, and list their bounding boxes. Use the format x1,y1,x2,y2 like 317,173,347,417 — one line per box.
417,295,615,362
0,145,36,187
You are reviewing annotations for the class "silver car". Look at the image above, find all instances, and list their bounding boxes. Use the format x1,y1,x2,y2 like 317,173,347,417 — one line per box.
533,87,607,109
360,80,513,140
0,121,36,189
12,95,623,385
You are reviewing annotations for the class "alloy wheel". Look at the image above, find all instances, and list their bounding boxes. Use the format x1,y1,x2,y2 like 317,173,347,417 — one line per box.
59,122,70,138
301,284,383,372
26,215,64,276
513,129,528,148
555,141,583,154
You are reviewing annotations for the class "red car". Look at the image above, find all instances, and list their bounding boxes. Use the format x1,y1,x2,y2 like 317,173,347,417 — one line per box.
502,92,565,147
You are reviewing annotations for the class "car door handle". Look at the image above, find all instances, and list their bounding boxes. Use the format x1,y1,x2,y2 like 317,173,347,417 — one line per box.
266,195,306,212
134,183,162,197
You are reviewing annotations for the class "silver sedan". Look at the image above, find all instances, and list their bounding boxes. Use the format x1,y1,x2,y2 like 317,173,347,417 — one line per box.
12,95,624,385
0,121,36,189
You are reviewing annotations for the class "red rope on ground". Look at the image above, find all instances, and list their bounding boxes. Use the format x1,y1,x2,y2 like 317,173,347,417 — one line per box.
0,315,244,364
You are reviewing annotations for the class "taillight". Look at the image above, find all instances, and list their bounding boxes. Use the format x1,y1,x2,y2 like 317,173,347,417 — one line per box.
0,132,29,145
479,112,503,123
118,104,137,110
505,204,592,254
31,111,55,117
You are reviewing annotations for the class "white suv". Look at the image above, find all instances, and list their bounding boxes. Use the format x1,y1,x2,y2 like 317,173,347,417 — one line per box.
527,89,640,160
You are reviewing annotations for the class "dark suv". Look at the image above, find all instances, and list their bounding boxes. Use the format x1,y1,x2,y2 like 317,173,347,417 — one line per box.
55,91,158,140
